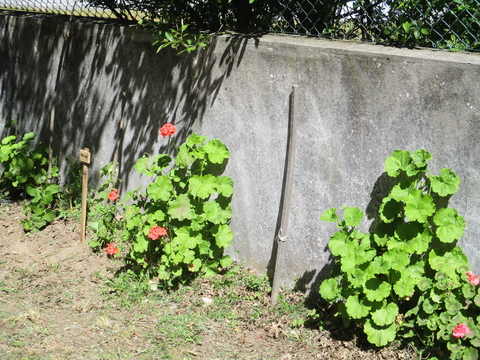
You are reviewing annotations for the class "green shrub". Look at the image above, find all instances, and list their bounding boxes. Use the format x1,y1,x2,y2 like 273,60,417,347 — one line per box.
320,149,479,359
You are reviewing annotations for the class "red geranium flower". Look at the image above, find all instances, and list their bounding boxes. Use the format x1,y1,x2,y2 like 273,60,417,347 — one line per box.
148,226,168,240
108,189,119,201
105,243,119,255
466,271,480,286
453,323,471,338
159,123,176,138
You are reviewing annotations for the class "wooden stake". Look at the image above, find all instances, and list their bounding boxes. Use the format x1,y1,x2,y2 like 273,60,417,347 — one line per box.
271,85,299,306
79,148,90,242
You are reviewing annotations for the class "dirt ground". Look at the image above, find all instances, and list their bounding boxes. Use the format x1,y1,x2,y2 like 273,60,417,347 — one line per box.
0,203,420,359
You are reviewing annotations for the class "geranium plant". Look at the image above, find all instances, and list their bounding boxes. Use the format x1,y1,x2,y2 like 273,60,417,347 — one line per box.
122,123,234,286
319,149,479,359
0,132,59,231
87,162,123,251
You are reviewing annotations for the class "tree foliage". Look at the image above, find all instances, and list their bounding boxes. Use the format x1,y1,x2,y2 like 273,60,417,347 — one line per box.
87,0,479,51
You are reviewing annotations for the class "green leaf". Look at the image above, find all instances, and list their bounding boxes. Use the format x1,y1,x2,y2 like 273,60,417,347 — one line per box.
43,209,56,222
445,297,462,315
402,21,411,33
385,150,411,177
168,194,194,221
364,319,396,347
395,221,421,241
369,255,391,274
463,348,479,360
462,283,475,299
394,222,432,254
197,240,211,255
203,139,229,164
364,278,391,302
320,208,338,223
216,176,234,197
383,249,410,271
404,190,435,222
343,207,364,227
430,168,460,196
41,184,59,205
147,209,165,223
422,298,438,314
393,271,416,298
176,144,195,167
189,258,202,272
147,175,173,201
202,261,219,277
1,134,16,145
219,255,232,268
164,31,174,42
319,278,339,301
345,295,370,319
411,149,432,169
132,235,149,253
182,249,196,264
22,132,36,142
379,198,403,223
328,232,355,257
347,266,374,287
371,302,398,326
417,277,432,291
186,134,208,147
203,200,232,224
213,224,234,248
26,185,42,203
134,156,152,175
429,247,469,279
433,208,465,243
172,227,200,249
189,175,217,199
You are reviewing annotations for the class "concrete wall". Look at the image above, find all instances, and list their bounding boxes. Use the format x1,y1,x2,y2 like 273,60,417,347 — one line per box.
1,11,480,290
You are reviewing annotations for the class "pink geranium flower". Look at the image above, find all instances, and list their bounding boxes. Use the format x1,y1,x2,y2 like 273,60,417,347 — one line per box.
453,323,471,338
466,271,480,286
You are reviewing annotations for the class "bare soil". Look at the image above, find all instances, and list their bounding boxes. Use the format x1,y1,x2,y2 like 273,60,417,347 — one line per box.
0,203,419,359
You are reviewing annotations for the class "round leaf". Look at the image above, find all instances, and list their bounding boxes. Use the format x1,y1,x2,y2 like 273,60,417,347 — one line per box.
147,175,173,201
343,207,364,227
404,190,435,222
216,176,234,197
430,168,460,196
188,175,217,199
364,319,396,347
319,278,339,301
213,224,234,248
433,208,465,243
371,302,398,326
385,150,411,177
345,295,370,319
168,194,194,221
203,140,230,164
320,208,338,223
364,278,391,302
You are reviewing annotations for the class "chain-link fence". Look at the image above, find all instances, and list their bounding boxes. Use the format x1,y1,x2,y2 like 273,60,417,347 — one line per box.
1,0,479,51
271,0,480,51
0,0,109,18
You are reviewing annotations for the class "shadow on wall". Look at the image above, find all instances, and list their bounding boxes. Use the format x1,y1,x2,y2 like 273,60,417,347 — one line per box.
0,11,250,190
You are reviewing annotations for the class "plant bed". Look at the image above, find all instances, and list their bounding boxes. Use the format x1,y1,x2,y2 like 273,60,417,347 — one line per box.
0,203,418,359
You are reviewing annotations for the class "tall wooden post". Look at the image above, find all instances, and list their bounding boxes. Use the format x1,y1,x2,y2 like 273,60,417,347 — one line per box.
271,85,299,306
79,148,91,242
